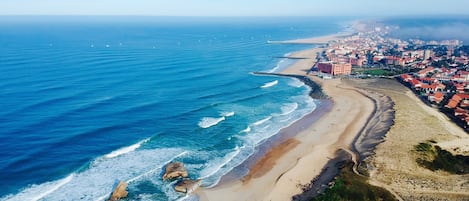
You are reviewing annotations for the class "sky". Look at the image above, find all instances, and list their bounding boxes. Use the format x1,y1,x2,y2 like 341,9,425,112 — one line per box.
1,0,469,16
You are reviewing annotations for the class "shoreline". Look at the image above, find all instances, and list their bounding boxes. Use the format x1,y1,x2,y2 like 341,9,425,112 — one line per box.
198,31,381,200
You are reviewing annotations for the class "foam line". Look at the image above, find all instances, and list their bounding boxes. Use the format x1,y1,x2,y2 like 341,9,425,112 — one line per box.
261,80,278,88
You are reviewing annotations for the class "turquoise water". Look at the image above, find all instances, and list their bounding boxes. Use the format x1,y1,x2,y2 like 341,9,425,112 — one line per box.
0,16,346,200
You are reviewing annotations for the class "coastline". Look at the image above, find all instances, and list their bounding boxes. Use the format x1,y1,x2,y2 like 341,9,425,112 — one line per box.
198,32,378,200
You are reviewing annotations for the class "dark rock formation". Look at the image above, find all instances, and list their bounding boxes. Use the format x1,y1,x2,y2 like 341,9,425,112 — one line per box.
162,162,189,180
174,179,202,193
108,180,128,201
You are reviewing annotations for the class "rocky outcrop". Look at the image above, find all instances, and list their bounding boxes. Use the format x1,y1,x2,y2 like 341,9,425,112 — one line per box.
162,162,188,180
174,179,202,193
108,180,128,201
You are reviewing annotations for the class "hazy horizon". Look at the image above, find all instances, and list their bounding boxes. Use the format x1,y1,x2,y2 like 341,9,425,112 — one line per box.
2,0,469,17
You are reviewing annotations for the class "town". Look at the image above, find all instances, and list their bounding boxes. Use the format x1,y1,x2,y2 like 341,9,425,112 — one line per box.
312,22,469,132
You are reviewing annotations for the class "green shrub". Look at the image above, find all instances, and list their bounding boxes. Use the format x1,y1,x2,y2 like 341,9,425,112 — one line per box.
312,162,397,201
414,143,469,174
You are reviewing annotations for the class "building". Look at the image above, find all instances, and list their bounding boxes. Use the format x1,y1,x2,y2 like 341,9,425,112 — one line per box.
317,62,352,76
423,49,432,60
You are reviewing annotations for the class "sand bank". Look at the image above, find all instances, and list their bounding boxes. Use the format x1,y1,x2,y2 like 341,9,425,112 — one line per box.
197,47,376,200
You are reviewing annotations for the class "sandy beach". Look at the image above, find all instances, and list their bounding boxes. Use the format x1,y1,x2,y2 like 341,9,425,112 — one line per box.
198,35,377,200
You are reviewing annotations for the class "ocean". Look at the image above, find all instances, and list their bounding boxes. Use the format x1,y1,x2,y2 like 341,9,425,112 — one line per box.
0,16,346,201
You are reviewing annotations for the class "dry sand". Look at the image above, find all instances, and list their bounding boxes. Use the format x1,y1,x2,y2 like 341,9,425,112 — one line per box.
346,78,469,201
197,47,375,201
281,48,324,75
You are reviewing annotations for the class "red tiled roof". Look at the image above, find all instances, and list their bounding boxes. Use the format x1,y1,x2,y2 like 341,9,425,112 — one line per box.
420,83,439,90
418,67,435,75
411,79,420,86
401,74,411,79
434,92,444,99
446,99,459,108
455,94,469,100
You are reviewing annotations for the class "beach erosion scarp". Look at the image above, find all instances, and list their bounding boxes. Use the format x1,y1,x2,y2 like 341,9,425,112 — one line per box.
197,33,384,201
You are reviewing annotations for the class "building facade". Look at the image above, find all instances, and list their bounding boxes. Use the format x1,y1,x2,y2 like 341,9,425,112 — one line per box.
317,62,352,76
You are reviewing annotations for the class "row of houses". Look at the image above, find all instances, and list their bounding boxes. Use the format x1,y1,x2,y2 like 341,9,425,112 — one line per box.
400,66,469,127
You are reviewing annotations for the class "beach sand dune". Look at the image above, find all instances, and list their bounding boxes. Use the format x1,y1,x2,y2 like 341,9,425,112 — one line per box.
346,78,469,200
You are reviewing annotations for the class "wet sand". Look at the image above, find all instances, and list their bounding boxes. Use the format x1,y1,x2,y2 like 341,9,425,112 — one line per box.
242,138,300,183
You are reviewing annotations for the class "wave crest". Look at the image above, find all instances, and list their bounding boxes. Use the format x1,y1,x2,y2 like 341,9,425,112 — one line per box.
3,148,187,201
198,111,235,129
221,111,235,117
260,80,278,88
288,79,305,88
280,103,298,116
198,117,226,129
105,138,150,159
252,116,272,126
241,126,251,133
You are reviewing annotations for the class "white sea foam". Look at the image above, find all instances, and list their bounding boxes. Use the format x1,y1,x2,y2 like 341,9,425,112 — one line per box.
239,98,317,147
198,117,225,129
199,146,241,180
27,174,74,201
176,194,199,201
221,111,235,117
200,145,253,188
288,78,305,88
3,148,186,201
105,138,150,159
252,116,272,126
198,111,235,129
261,80,278,88
241,126,251,133
280,103,299,116
126,150,188,184
268,65,280,73
267,60,285,73
267,53,292,73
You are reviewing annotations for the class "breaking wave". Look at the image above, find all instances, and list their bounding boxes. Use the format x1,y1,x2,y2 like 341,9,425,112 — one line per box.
105,138,150,159
260,80,278,88
2,148,187,201
198,117,226,129
198,111,235,129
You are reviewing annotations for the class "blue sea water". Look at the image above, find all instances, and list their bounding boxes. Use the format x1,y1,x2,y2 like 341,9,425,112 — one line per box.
0,16,346,201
